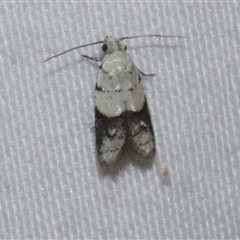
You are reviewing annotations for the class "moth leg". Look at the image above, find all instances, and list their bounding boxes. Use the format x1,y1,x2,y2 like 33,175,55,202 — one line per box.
137,68,155,77
128,102,155,159
82,54,103,62
95,108,127,165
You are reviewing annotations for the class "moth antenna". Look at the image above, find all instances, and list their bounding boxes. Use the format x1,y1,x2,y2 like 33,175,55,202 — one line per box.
119,34,184,41
43,40,103,62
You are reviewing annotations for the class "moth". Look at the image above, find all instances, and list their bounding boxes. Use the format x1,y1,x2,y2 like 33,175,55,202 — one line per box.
44,34,183,165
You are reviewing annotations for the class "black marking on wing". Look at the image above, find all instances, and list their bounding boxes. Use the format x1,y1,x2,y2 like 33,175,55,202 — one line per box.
95,99,155,164
95,108,127,164
96,84,122,93
96,85,103,91
127,100,155,158
127,80,141,92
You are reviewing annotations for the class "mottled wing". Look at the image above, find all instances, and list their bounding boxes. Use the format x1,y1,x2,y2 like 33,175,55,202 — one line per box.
128,100,155,159
95,108,127,165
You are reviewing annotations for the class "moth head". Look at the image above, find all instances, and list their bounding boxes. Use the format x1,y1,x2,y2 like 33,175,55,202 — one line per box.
102,36,122,54
43,34,183,62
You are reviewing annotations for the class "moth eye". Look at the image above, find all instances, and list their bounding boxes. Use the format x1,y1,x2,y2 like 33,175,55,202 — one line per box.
102,43,108,52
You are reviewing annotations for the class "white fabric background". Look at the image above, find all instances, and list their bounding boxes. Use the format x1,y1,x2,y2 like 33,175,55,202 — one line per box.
0,1,239,239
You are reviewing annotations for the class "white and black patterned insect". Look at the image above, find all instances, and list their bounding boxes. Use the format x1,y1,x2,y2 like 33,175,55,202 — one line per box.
44,34,183,165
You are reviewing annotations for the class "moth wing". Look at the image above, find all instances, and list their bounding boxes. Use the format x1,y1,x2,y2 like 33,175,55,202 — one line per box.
128,101,155,159
95,108,127,165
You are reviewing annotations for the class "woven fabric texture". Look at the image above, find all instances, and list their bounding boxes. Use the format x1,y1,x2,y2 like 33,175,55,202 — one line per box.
0,2,239,239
